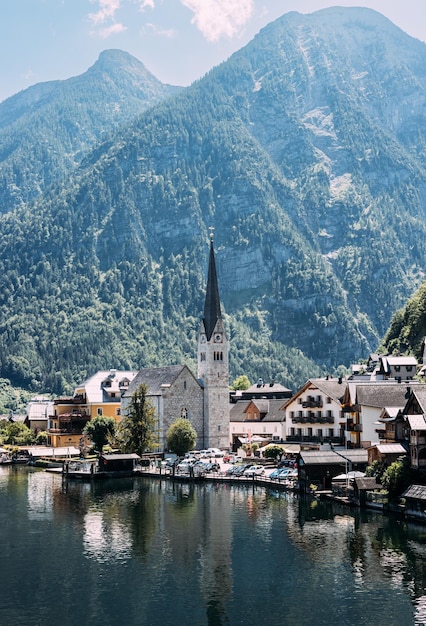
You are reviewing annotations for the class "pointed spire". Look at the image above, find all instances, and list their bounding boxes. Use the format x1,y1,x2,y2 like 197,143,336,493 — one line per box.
203,230,222,341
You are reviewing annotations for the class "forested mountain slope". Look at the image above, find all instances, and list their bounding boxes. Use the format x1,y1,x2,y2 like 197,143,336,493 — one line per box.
379,280,426,359
1,7,426,395
0,49,180,213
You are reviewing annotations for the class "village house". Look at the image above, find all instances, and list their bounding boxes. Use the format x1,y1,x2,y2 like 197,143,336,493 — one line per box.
282,378,346,446
25,396,54,434
341,381,418,448
367,442,407,467
401,386,426,471
48,369,137,448
375,355,418,381
229,398,285,451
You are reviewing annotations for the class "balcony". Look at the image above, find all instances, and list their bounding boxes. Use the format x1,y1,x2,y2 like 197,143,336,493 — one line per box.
302,399,323,408
292,415,334,424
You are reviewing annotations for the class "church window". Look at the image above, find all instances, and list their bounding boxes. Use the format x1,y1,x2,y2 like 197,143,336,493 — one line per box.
201,352,206,361
183,381,187,390
181,408,188,419
218,425,221,431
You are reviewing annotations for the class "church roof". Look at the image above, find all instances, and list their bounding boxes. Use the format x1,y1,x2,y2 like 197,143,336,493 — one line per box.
202,239,222,341
125,364,199,397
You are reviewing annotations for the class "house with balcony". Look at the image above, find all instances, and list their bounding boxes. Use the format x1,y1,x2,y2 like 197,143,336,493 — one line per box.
401,386,426,471
49,369,137,448
229,398,285,451
282,378,347,446
341,381,418,448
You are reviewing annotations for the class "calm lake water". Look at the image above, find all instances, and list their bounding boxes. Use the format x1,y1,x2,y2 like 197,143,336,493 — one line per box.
1,466,426,626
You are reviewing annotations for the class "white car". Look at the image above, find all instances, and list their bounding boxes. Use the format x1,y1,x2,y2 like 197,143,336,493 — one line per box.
206,448,224,458
244,465,265,477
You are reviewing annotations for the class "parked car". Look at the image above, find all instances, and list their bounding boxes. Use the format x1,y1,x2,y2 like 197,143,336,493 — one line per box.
269,467,291,479
244,465,265,477
203,461,220,473
206,448,224,458
233,464,254,477
278,459,296,469
177,459,196,473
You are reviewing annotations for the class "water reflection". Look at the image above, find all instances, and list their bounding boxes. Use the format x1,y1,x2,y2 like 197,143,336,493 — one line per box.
1,467,426,625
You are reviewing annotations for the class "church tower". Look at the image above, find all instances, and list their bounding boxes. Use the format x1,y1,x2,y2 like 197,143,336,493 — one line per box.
198,231,230,450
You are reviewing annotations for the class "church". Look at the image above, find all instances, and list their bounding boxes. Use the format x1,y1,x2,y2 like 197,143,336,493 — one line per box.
122,234,230,452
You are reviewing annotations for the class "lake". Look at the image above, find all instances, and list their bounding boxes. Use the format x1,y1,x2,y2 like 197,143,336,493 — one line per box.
1,466,426,626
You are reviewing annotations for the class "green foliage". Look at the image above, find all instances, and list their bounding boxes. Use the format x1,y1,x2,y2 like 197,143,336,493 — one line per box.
166,418,197,457
231,375,251,390
365,460,385,480
83,416,116,454
381,457,413,501
263,445,284,461
379,280,426,359
117,384,158,456
35,430,49,446
0,421,34,446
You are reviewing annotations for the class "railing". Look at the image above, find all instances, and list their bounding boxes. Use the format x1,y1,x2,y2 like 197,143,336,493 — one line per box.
292,416,334,424
48,428,84,434
302,400,323,408
286,435,342,444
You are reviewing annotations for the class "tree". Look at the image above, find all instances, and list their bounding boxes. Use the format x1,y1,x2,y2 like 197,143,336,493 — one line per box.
381,457,412,501
83,416,115,454
263,444,283,462
231,375,251,390
118,384,158,456
1,421,34,446
166,418,197,457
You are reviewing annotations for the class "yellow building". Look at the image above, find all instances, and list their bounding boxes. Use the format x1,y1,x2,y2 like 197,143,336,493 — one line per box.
48,369,137,448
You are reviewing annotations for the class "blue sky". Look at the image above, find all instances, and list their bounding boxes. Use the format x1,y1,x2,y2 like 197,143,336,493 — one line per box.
1,0,426,103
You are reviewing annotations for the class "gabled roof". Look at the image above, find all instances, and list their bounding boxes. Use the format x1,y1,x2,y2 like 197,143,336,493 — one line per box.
78,370,138,403
410,387,426,413
243,380,292,396
281,378,347,410
403,485,426,501
407,415,426,430
125,364,199,397
354,477,382,490
336,449,369,464
374,443,407,455
299,450,344,465
346,382,415,408
230,399,284,423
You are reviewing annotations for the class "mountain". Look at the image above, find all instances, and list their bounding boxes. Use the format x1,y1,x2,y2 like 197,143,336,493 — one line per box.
379,279,426,359
1,7,426,395
0,49,180,212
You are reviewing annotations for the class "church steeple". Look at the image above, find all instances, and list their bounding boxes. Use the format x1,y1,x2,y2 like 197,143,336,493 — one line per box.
198,229,229,450
202,235,222,341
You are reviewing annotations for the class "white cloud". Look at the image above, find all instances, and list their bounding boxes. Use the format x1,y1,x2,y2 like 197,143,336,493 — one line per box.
138,0,156,9
146,22,177,38
97,23,128,38
180,0,254,41
89,0,121,25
